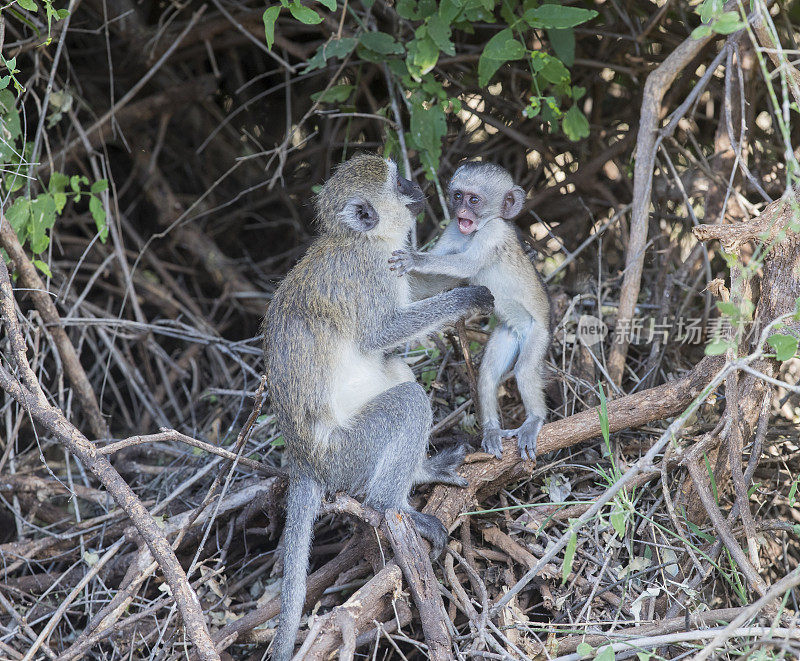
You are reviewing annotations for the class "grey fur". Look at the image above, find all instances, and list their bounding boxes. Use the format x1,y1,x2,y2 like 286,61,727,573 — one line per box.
263,154,492,661
389,161,551,462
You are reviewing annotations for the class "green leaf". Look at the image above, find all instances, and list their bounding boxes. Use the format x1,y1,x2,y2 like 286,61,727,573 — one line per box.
610,502,626,537
691,24,713,39
327,37,357,59
0,89,21,140
318,0,337,9
53,192,67,214
537,55,570,85
635,653,652,661
699,0,723,23
310,84,355,103
439,0,461,23
28,194,56,254
411,32,439,76
6,197,30,235
70,174,87,195
767,334,799,361
409,100,446,173
794,296,800,320
595,646,615,661
421,367,437,389
415,0,438,19
547,28,575,67
412,102,446,150
789,477,799,506
712,11,744,34
427,14,455,55
16,0,39,11
705,338,732,356
478,29,526,86
33,259,52,278
263,6,281,50
89,195,108,242
0,89,14,114
562,529,577,583
360,31,405,55
305,37,357,70
562,105,590,141
716,301,739,318
396,0,418,19
288,1,323,24
576,642,593,658
524,5,598,29
90,179,109,194
48,172,68,194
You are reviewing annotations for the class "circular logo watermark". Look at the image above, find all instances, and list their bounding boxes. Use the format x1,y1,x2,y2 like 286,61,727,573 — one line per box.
577,314,608,347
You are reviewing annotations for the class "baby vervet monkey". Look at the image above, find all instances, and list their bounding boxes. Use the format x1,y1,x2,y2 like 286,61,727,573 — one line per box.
263,153,494,661
389,161,552,462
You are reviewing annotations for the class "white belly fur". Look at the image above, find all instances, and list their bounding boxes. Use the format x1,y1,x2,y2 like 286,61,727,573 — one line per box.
328,344,413,427
473,263,533,330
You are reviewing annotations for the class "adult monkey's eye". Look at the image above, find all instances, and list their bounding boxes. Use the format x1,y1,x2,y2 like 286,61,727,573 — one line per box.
469,195,480,205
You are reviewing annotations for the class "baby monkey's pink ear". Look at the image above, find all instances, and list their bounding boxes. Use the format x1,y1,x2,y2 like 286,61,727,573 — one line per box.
501,185,526,219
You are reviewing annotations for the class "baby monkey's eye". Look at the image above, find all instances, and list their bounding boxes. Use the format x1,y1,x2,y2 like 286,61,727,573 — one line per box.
469,195,480,205
453,191,462,201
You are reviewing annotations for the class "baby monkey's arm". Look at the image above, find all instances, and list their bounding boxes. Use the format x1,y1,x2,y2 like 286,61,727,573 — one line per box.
389,249,483,279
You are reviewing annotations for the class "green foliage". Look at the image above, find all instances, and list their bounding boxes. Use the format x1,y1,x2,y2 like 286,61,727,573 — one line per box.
0,55,23,94
270,0,598,173
311,84,355,103
609,501,626,537
767,333,799,361
788,475,799,506
263,0,333,47
478,29,526,86
1,84,108,270
691,0,745,39
5,174,108,262
263,6,281,50
595,646,615,661
420,367,438,390
705,337,733,356
561,523,577,583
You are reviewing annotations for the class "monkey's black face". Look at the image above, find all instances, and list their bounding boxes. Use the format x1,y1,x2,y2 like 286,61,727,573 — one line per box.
448,189,483,235
396,175,425,215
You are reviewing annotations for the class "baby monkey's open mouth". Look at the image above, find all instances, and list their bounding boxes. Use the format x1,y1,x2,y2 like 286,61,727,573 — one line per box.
458,217,476,234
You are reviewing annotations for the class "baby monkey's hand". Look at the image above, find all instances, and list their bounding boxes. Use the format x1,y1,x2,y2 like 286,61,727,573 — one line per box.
388,249,418,276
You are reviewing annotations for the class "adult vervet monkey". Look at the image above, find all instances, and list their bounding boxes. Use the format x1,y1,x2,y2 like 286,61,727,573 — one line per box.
263,153,494,660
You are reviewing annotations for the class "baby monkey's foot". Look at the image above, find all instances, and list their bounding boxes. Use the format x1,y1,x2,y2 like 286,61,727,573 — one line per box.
505,416,544,462
481,427,504,459
388,250,417,276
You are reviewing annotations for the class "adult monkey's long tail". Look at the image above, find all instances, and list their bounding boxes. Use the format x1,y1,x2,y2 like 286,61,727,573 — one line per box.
272,474,322,661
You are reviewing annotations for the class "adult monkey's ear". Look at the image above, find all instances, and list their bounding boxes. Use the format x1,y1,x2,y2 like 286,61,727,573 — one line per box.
340,196,379,231
501,185,526,219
